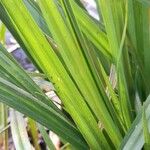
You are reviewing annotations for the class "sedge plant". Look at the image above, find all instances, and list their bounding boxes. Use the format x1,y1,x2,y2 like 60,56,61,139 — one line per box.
0,0,150,149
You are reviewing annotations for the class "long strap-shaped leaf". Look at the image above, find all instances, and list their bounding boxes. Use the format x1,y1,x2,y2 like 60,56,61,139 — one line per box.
26,0,111,60
10,110,32,150
0,44,87,149
70,1,111,59
0,3,41,70
120,95,150,150
38,124,55,150
0,0,108,149
0,44,89,149
38,0,123,147
96,0,133,130
61,0,124,140
0,77,88,149
0,44,62,115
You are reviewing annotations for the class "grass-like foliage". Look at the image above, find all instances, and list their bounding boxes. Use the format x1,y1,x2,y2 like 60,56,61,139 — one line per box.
0,0,150,149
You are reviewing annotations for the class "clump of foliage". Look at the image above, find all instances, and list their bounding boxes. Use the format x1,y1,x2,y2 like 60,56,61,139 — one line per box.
0,0,150,149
